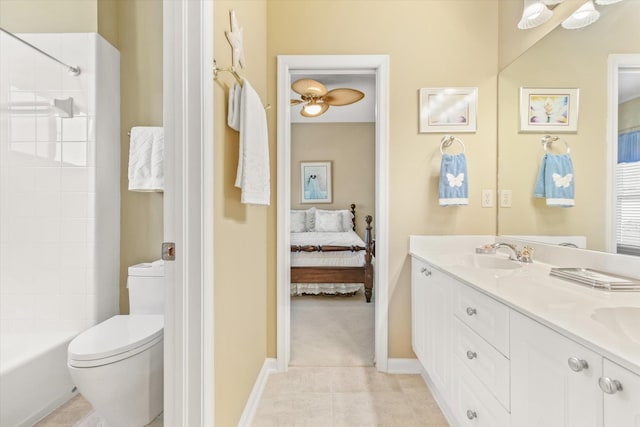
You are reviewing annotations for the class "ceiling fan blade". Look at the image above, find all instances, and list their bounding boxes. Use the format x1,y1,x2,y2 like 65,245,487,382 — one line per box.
323,88,365,106
300,102,329,118
290,99,303,105
292,78,328,97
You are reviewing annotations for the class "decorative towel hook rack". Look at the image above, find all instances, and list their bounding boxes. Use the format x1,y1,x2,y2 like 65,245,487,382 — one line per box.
440,135,466,154
541,135,570,154
213,59,244,86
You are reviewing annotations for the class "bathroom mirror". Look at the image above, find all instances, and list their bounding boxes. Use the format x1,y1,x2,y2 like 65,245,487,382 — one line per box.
497,1,640,253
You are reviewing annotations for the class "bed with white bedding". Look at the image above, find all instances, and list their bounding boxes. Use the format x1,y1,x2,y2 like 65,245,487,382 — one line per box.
290,204,374,302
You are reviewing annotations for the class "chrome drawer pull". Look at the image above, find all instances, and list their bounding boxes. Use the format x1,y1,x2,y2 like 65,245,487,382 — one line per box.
466,307,477,316
599,377,623,394
420,267,432,277
466,350,478,360
567,357,589,372
466,410,477,420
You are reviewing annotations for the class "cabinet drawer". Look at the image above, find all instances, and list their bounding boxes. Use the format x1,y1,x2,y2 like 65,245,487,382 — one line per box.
454,318,510,410
454,282,510,356
452,356,510,427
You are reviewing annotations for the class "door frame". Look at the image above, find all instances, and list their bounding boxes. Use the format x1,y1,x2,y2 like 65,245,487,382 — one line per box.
276,55,390,372
163,1,215,425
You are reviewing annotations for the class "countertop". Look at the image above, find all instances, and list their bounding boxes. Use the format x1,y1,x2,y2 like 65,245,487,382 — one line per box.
409,235,640,374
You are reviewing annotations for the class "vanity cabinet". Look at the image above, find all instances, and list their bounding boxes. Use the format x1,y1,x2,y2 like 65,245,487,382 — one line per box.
510,310,602,427
601,359,640,426
411,259,453,400
410,255,640,427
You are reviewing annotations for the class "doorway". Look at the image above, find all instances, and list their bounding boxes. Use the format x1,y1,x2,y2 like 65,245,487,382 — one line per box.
276,55,390,372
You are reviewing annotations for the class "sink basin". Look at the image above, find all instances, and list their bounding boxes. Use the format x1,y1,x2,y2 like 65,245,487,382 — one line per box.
591,307,640,344
456,254,522,270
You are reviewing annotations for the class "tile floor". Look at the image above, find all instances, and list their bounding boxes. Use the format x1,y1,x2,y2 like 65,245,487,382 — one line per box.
252,367,449,427
33,394,163,427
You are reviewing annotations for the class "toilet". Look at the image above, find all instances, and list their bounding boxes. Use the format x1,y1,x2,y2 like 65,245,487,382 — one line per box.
67,260,165,427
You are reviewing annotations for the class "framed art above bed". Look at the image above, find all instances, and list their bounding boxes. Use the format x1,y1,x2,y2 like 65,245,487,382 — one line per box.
300,161,332,203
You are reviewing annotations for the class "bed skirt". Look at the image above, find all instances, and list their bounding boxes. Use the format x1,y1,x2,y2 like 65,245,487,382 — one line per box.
291,283,363,296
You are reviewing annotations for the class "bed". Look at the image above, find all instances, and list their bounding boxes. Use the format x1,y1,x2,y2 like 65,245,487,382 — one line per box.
290,204,374,303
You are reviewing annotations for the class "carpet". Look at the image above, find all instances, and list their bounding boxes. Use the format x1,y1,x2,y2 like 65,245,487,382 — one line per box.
290,293,375,367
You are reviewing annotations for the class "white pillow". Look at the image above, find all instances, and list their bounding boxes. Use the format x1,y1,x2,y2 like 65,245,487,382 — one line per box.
305,207,316,232
315,210,344,232
340,209,354,231
290,210,307,233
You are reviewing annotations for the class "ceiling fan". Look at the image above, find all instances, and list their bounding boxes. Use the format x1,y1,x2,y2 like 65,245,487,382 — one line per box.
290,78,365,117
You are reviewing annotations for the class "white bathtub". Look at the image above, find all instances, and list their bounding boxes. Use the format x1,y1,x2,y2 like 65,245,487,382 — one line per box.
0,332,78,427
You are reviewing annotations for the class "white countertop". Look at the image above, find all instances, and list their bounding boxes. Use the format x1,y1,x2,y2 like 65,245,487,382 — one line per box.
409,235,640,374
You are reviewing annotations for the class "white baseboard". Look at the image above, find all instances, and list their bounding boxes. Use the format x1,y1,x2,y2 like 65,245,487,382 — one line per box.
386,358,422,374
237,358,278,427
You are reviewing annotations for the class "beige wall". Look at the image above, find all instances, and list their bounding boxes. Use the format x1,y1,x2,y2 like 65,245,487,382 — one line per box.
0,0,97,32
268,0,499,359
497,0,640,251
97,0,119,48
620,97,640,132
117,0,164,313
214,2,268,426
291,123,375,238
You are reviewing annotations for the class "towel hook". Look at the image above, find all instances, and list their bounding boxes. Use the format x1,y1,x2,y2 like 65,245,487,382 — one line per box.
541,135,570,154
440,135,466,154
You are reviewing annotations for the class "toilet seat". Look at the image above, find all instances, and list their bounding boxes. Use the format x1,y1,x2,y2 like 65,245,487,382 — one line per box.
68,315,163,368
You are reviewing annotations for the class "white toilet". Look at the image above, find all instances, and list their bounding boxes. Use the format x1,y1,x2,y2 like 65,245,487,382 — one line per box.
68,260,165,427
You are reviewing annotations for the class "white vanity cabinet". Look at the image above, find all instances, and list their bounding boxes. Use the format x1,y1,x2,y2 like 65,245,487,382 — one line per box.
510,310,602,427
601,359,640,426
411,259,453,402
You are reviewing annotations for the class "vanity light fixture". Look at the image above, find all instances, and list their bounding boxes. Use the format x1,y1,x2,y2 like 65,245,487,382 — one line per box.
561,0,600,29
518,0,554,30
595,0,624,4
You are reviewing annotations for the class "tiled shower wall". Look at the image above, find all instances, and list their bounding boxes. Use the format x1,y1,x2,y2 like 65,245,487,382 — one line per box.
0,33,120,335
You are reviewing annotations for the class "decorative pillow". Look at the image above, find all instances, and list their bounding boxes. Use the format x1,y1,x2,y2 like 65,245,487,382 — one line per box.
339,209,354,231
290,210,307,233
315,210,344,232
305,207,316,232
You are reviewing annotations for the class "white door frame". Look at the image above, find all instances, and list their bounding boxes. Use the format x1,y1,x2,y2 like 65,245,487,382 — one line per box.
163,1,215,425
276,55,390,372
606,54,640,253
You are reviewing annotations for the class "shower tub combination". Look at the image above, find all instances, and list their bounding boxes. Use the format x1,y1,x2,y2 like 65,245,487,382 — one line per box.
0,31,120,426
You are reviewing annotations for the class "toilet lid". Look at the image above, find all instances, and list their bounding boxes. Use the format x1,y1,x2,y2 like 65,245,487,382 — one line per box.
68,315,163,364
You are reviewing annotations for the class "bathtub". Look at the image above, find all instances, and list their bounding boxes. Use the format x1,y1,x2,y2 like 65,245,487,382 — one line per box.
0,331,78,426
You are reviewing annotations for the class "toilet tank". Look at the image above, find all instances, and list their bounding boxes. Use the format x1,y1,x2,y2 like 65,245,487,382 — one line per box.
127,260,165,314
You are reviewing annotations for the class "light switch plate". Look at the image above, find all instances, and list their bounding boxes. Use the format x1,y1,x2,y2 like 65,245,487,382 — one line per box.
481,189,494,208
501,189,512,208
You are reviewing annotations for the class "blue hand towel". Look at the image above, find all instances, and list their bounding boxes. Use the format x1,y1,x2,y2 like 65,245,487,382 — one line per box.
534,153,575,207
439,153,469,206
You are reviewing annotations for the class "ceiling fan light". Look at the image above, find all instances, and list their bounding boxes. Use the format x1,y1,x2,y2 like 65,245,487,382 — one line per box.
561,0,600,29
303,103,323,116
595,0,623,4
518,0,554,29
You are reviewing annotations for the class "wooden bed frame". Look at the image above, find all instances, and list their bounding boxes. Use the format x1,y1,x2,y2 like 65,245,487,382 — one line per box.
290,204,375,303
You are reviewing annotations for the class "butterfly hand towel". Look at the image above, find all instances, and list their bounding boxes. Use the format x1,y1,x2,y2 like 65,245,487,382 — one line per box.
534,153,575,207
439,153,469,206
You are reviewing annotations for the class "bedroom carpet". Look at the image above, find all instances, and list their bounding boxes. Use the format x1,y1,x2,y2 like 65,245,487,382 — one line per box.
290,293,375,366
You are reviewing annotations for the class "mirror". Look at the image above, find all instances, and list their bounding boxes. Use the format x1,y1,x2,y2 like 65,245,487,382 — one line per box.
497,1,640,252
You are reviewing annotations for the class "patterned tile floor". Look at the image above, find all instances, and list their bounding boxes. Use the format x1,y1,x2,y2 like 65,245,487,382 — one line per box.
252,367,449,427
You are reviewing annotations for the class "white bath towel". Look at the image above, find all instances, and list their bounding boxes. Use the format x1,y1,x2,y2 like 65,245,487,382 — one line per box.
235,80,270,205
128,126,164,192
227,83,241,131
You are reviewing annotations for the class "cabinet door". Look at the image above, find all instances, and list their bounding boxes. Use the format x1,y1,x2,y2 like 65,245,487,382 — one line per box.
410,259,452,398
411,259,428,366
602,359,640,426
425,267,452,395
511,311,602,427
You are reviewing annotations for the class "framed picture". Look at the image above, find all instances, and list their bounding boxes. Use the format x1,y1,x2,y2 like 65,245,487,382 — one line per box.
300,161,332,203
419,87,478,133
519,87,579,133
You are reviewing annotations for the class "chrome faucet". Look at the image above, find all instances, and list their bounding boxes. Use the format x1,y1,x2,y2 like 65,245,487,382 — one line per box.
489,242,534,263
